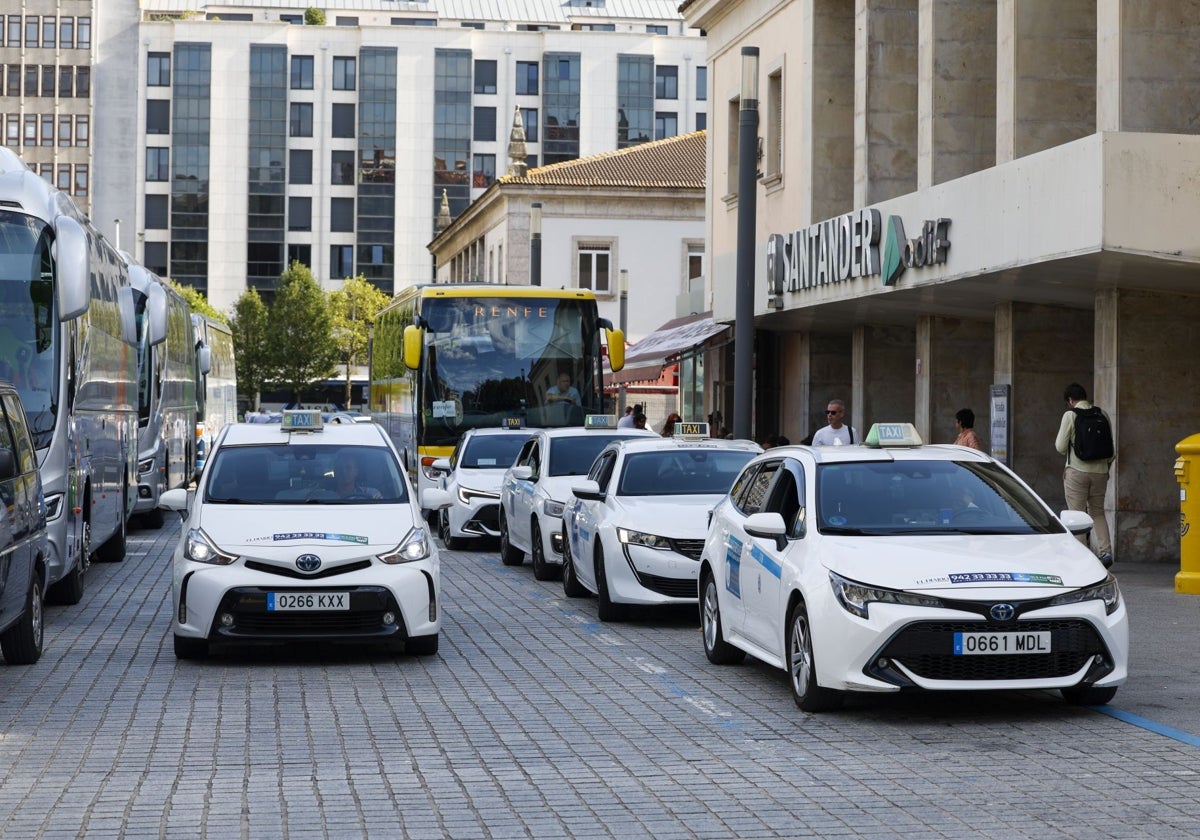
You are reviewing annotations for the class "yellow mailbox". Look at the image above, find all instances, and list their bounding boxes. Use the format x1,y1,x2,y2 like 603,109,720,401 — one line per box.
1174,434,1200,594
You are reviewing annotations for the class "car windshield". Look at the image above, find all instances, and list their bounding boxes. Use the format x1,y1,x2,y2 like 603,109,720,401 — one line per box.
461,434,526,469
548,434,638,477
816,459,1063,535
205,444,408,504
619,449,757,496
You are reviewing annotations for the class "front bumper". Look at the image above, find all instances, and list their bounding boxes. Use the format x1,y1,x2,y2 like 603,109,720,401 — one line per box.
603,537,702,605
449,500,501,539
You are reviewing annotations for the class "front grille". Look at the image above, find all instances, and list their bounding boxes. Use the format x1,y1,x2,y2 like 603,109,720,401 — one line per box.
468,504,500,531
875,619,1106,682
243,559,373,580
670,538,705,561
210,586,404,639
632,571,697,599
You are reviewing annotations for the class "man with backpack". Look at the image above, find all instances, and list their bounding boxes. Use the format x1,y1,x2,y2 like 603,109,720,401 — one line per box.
1055,382,1115,567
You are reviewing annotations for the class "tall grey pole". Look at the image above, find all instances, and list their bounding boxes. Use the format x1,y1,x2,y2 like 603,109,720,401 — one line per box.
733,48,759,441
530,202,542,286
617,269,628,416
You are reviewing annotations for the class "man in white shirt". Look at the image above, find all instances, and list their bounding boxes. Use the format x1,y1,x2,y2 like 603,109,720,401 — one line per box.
545,372,581,406
811,399,857,446
616,405,635,427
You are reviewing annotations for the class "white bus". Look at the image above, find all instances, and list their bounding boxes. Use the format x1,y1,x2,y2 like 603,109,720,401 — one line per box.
191,314,237,479
0,147,139,605
128,263,197,529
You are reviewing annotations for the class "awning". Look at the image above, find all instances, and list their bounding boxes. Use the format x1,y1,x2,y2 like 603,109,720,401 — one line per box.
609,312,729,385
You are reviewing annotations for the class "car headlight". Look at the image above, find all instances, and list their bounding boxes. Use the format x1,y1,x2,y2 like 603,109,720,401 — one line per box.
458,486,500,505
617,528,672,550
183,528,238,566
1048,574,1120,615
543,499,565,518
379,527,432,564
830,571,945,619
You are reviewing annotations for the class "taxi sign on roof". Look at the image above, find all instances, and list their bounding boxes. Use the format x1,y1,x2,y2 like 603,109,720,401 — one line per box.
673,421,709,439
584,414,617,429
282,409,324,432
864,422,922,447
501,416,526,429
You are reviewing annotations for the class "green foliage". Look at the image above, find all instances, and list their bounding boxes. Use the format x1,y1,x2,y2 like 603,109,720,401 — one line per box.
230,288,270,409
304,7,326,25
266,261,338,402
169,281,227,323
328,275,391,407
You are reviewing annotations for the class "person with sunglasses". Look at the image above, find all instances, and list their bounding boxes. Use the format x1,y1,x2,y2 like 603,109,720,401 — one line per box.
811,399,857,446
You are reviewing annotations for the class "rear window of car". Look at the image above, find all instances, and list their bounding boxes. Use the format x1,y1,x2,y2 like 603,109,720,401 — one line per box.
547,434,639,477
618,449,757,496
205,444,408,504
461,434,525,469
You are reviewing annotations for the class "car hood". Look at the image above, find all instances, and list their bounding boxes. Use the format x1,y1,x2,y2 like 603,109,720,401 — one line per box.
819,532,1107,593
613,495,723,538
453,469,507,495
198,504,419,557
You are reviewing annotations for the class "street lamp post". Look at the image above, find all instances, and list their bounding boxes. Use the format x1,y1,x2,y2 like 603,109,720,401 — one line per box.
733,47,759,441
530,202,542,286
618,269,628,416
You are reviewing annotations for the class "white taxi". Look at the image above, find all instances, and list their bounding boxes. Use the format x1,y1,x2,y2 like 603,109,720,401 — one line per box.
159,411,440,660
498,418,658,580
700,423,1128,712
562,427,761,621
432,426,531,550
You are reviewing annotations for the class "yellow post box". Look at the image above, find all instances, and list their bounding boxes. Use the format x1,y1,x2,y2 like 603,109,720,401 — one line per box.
1174,434,1200,594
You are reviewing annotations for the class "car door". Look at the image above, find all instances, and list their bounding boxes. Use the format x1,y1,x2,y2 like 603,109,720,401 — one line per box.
710,459,777,639
740,457,807,653
508,437,542,552
570,449,617,591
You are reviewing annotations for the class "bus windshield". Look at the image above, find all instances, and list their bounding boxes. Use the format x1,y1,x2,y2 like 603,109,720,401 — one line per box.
0,212,59,449
421,295,602,445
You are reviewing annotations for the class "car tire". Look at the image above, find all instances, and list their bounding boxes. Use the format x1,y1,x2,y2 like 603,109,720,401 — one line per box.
701,571,744,665
787,600,844,713
531,520,558,581
561,526,587,598
499,511,524,566
1061,684,1118,706
595,544,625,622
0,573,44,665
440,510,463,551
173,633,208,660
46,559,84,606
406,634,439,656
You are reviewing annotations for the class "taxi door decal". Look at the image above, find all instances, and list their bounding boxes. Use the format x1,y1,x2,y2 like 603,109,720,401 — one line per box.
749,544,782,579
725,534,742,598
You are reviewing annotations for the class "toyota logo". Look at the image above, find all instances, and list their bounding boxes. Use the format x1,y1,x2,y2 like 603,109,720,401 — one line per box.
989,603,1015,622
296,554,322,572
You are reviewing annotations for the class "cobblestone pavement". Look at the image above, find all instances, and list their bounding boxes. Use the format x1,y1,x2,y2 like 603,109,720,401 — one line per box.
0,524,1197,839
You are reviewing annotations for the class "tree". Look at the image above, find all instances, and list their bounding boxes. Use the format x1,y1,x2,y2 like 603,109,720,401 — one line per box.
230,288,270,410
267,261,338,405
328,276,391,408
169,281,227,323
304,7,326,25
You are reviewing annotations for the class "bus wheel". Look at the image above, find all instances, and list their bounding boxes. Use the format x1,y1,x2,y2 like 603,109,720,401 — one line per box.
46,559,84,606
142,508,165,530
96,492,128,563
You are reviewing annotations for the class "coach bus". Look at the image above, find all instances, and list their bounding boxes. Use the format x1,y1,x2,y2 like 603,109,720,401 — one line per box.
369,284,625,505
191,313,237,478
128,263,196,529
0,147,138,605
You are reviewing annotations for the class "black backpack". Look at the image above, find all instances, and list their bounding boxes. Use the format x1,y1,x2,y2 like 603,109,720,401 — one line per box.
1071,406,1114,461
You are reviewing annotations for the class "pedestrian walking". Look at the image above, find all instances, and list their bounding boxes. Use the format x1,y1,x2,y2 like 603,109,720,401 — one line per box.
1055,382,1115,566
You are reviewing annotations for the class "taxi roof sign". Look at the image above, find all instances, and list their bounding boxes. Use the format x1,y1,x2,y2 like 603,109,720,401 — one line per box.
673,421,709,440
281,409,324,432
584,414,617,429
864,422,922,447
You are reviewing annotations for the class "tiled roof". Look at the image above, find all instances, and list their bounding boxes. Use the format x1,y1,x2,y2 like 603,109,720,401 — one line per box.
502,131,706,189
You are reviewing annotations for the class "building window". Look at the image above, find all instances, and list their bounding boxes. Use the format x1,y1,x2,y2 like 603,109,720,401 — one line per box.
331,150,355,184
40,115,52,146
391,18,436,26
332,103,355,138
578,244,611,294
75,67,89,98
6,17,19,48
23,115,35,145
461,22,484,30
147,147,169,181
287,244,311,268
281,15,303,24
144,242,168,276
516,61,538,95
726,99,739,196
59,66,73,97
473,107,496,142
335,17,359,26
655,112,677,140
617,55,653,148
42,17,55,49
289,149,312,184
7,66,19,98
5,114,18,147
73,164,88,197
25,16,38,48
289,102,313,137
332,56,355,90
147,100,169,134
290,55,313,90
330,244,353,278
522,107,538,143
57,164,70,191
76,17,90,50
647,25,668,35
687,242,705,283
57,115,71,146
148,52,171,86
655,65,678,100
42,65,55,97
472,154,495,188
474,60,497,94
543,52,580,165
766,68,783,179
145,194,168,229
24,66,37,97
696,65,707,101
39,163,52,183
696,112,706,131
288,196,312,231
59,17,73,49
75,115,88,146
330,197,354,232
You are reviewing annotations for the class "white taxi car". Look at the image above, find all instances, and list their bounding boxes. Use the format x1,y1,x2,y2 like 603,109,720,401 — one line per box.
498,419,658,580
432,426,531,550
562,428,761,621
159,411,440,660
700,423,1128,712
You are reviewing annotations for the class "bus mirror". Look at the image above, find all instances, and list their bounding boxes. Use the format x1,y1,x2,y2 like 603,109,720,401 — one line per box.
145,283,168,346
197,344,212,376
53,215,90,321
403,324,423,370
606,327,625,372
118,287,138,344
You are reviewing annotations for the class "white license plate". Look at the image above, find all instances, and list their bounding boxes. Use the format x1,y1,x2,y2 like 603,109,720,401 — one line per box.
267,592,349,611
953,631,1051,655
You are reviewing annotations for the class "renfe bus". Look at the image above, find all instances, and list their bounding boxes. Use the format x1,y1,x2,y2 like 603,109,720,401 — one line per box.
191,313,237,478
0,147,138,605
370,284,625,506
127,262,196,529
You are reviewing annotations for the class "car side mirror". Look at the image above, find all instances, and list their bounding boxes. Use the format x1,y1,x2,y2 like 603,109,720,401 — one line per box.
421,488,453,511
571,480,605,502
431,458,451,472
159,487,189,513
511,465,533,481
745,511,789,552
1059,509,1093,536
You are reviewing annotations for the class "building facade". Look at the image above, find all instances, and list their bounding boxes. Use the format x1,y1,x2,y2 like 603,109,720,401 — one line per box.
88,0,707,311
684,0,1200,563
